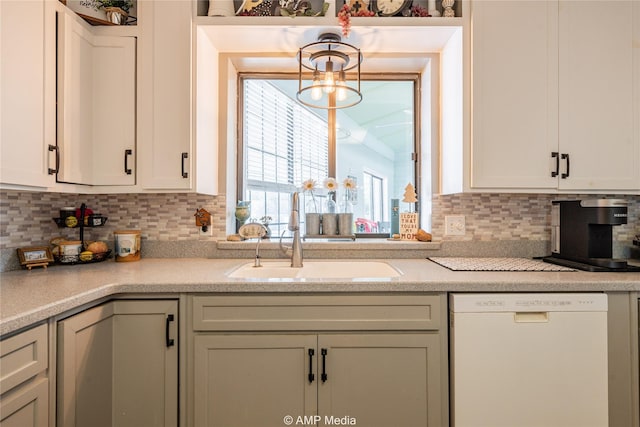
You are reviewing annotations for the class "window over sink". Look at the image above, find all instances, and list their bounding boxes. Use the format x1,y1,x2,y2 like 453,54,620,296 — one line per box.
238,75,423,237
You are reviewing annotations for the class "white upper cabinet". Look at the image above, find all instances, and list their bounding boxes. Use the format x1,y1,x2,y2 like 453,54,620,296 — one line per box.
470,0,558,190
56,8,136,186
470,0,640,193
138,0,193,190
558,0,639,191
0,0,57,189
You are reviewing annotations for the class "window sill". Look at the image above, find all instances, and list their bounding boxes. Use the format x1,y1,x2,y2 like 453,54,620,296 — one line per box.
217,238,441,252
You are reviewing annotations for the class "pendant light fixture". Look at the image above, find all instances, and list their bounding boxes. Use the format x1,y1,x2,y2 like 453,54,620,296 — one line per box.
296,32,363,109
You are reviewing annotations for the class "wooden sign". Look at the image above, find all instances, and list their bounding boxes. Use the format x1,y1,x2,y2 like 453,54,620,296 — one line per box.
399,212,418,240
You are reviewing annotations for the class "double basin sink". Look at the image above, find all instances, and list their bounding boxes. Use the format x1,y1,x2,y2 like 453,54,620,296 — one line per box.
227,260,402,280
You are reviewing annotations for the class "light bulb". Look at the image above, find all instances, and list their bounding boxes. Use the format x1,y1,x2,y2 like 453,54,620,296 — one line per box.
323,60,335,93
311,69,322,100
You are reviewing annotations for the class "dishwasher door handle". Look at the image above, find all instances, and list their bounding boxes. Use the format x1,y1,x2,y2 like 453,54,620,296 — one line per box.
514,312,549,323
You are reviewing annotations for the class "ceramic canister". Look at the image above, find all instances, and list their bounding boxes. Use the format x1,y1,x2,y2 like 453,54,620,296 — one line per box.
114,230,141,262
59,240,82,261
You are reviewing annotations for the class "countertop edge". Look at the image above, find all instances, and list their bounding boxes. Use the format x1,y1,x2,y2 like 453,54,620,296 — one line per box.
2,258,640,336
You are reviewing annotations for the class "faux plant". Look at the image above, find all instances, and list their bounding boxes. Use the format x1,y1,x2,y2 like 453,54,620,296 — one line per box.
94,0,133,13
338,4,375,38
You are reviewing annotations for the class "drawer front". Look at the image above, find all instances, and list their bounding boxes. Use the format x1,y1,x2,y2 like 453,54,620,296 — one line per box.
0,378,48,427
192,295,442,331
0,324,48,394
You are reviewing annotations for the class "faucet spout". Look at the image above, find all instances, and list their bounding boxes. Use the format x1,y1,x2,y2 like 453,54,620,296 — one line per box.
289,192,303,267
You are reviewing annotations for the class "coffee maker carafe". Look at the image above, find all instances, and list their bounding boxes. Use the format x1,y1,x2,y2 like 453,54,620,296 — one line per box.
544,199,639,271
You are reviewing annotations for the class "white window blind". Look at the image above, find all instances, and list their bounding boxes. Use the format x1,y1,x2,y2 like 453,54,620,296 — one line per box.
243,80,328,230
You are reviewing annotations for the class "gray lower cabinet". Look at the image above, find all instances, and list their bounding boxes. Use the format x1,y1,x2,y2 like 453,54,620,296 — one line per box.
0,324,49,427
57,299,178,427
190,294,448,427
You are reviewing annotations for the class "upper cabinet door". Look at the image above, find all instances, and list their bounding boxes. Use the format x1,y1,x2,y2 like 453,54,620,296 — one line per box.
470,0,559,189
0,0,57,189
138,0,193,190
558,0,640,191
56,8,136,186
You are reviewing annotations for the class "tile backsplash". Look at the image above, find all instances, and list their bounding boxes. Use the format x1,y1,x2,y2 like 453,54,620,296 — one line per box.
1,190,638,271
431,193,639,243
0,191,228,249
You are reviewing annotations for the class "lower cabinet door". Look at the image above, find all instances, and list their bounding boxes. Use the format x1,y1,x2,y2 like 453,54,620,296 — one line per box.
193,334,318,427
57,299,178,427
0,378,48,427
193,333,443,427
317,334,443,427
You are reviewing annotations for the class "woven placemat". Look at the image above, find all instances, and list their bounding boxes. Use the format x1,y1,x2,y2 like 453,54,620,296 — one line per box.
428,257,575,272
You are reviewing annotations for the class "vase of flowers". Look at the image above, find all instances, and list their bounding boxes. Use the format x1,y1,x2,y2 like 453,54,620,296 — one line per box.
319,177,337,235
337,177,357,235
302,179,321,235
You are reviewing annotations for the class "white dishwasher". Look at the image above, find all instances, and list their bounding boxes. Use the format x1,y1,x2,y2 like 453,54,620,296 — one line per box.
450,293,608,427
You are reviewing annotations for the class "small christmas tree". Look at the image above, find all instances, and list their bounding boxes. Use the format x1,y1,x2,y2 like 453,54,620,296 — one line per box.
399,183,418,240
402,183,417,212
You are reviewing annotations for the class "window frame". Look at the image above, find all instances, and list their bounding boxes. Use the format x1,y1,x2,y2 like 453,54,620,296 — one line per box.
237,72,422,238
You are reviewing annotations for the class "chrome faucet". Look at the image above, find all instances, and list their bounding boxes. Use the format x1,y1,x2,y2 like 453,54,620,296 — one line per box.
253,224,268,268
279,191,303,267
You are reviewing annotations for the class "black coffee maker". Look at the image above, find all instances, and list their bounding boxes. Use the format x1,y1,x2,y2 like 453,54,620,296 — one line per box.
544,199,639,271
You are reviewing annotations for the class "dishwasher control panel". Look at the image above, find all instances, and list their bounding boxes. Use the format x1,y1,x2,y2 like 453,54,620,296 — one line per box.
450,293,608,312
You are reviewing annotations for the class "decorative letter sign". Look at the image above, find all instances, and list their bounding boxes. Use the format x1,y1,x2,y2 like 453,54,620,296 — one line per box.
400,212,418,240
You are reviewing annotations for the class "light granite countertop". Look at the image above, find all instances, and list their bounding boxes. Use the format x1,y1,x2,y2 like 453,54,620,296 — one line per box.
1,257,639,336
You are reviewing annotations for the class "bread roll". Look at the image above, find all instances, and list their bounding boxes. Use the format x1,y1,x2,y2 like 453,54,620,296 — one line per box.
86,241,108,253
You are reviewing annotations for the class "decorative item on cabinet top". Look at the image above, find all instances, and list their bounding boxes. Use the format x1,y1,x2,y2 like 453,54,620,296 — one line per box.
199,0,461,16
60,0,137,25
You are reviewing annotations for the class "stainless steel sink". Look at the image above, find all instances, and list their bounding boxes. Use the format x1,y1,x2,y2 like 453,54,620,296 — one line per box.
227,260,402,279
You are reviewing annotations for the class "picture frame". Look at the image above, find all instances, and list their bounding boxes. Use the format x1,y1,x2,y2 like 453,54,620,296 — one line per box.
17,246,54,270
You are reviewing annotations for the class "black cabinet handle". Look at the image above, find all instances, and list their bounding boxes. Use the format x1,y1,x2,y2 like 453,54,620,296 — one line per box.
181,152,188,178
561,153,570,179
321,348,328,383
551,152,559,177
308,349,315,383
124,149,133,175
165,314,175,347
48,145,59,175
